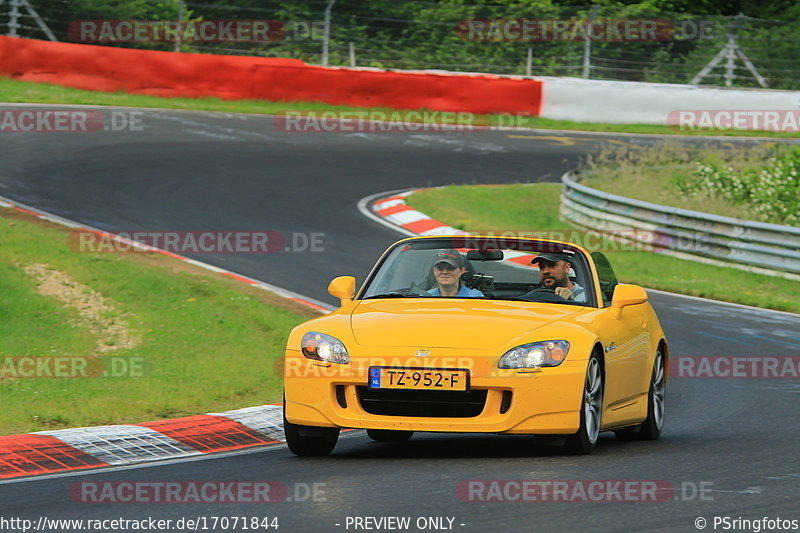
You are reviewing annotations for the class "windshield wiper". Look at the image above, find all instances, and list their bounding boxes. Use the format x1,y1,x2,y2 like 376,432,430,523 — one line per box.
364,292,413,299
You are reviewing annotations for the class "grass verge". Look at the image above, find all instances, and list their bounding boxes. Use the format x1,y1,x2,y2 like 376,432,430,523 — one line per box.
0,207,318,435
2,77,800,138
580,142,798,226
406,184,800,314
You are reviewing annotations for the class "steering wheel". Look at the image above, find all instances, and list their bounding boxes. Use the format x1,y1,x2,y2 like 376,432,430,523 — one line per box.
396,284,431,297
531,286,557,294
521,285,567,303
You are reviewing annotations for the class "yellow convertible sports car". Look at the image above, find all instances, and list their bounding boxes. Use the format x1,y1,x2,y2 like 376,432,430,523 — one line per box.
283,235,668,455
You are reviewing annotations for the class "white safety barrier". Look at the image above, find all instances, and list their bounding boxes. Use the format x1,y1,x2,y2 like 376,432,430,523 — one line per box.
537,76,800,125
560,171,800,279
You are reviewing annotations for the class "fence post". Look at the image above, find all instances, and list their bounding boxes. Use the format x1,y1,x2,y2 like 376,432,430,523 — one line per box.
174,0,184,52
582,5,599,78
7,0,21,37
526,47,532,76
691,13,766,88
322,0,336,66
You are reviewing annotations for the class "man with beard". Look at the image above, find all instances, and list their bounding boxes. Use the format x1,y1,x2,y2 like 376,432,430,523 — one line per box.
525,252,586,302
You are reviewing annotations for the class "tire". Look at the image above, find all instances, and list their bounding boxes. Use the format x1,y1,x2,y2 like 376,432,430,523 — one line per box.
367,429,414,442
565,355,604,454
637,348,666,440
614,348,666,441
283,412,339,456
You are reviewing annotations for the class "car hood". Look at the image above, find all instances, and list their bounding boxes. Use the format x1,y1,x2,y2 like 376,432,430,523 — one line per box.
350,299,585,349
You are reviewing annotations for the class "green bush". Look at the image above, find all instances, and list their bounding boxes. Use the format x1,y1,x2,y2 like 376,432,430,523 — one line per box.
678,145,800,225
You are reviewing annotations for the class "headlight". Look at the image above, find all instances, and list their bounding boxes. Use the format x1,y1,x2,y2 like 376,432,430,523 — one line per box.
301,332,350,364
498,340,570,369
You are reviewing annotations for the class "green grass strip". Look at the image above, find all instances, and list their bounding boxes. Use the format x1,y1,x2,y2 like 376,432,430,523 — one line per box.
0,209,316,434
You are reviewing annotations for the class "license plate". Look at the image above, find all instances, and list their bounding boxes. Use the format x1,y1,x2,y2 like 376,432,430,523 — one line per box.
368,367,469,391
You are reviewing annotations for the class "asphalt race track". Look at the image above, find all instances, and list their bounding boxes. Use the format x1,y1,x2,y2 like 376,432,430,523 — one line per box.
1,107,799,532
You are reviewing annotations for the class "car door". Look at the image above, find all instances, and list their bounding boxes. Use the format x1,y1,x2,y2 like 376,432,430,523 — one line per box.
590,252,650,423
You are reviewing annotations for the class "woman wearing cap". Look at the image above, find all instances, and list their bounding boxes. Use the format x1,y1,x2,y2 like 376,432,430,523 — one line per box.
427,250,484,298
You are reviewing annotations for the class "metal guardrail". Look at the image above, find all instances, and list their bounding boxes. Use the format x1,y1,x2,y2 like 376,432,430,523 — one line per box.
560,171,800,277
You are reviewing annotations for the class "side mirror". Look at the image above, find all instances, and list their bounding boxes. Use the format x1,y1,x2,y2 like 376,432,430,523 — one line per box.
611,284,648,308
328,276,356,306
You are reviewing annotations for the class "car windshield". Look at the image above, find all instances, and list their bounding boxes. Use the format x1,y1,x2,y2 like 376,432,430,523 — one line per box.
360,237,595,307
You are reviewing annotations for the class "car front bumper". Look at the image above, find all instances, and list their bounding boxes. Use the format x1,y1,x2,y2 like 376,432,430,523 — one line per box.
284,349,587,434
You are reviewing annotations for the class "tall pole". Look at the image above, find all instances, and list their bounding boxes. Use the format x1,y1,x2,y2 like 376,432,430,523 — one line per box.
723,37,735,87
526,47,532,76
322,0,336,66
724,13,742,87
582,5,599,79
8,0,21,37
690,13,764,87
174,0,184,52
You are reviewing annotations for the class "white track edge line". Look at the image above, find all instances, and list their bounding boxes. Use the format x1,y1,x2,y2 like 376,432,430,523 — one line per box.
356,189,418,237
2,103,799,143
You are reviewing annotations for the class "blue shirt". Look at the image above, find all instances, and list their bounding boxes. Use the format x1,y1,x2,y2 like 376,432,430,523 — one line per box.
428,285,484,298
570,282,586,303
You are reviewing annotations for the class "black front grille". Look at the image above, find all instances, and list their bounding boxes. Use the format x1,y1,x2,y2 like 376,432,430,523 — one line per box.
357,387,487,418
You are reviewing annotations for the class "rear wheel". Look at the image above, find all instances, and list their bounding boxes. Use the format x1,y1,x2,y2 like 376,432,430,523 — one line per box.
367,429,414,442
565,355,603,454
640,348,667,439
283,413,339,456
614,348,666,441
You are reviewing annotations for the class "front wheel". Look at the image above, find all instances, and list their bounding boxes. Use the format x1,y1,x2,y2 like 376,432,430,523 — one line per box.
367,429,414,442
284,413,339,456
565,355,603,454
